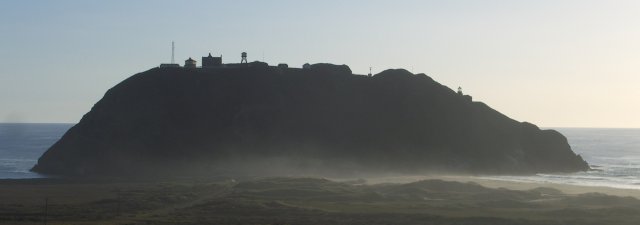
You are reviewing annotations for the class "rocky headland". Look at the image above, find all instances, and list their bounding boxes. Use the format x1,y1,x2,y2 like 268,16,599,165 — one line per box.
32,63,590,176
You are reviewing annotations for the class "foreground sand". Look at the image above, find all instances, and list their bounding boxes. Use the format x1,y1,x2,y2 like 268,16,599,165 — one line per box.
2,176,640,225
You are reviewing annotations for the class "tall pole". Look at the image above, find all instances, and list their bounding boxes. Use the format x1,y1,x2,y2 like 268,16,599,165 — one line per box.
116,192,122,216
171,41,175,64
43,197,48,225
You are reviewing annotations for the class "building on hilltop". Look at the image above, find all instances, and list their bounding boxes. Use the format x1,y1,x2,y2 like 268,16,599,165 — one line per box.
159,63,180,68
202,53,222,67
159,50,259,69
159,41,180,68
185,57,197,68
241,52,248,64
458,87,473,101
278,63,288,69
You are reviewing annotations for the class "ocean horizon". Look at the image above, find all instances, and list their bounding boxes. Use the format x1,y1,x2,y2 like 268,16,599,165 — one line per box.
1,123,639,190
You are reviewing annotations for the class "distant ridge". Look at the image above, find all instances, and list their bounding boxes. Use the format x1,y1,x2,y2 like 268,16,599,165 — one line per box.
32,63,590,177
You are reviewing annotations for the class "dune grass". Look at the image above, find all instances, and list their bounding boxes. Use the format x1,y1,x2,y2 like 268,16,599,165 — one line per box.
1,177,639,225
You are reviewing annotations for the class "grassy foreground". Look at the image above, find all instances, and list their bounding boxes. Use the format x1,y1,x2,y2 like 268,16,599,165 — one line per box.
1,177,640,225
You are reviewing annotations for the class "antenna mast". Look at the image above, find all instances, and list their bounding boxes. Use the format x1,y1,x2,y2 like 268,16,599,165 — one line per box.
171,41,175,64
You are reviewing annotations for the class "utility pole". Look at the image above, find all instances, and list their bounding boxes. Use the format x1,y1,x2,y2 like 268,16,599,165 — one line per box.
43,197,48,225
116,192,121,216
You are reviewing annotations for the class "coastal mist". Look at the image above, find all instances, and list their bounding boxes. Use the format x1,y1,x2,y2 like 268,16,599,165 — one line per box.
3,126,640,224
485,128,640,189
3,1,640,224
2,123,640,189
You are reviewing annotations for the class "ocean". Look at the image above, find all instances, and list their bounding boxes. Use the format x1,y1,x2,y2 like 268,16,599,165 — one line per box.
485,128,640,190
0,123,72,179
1,124,639,190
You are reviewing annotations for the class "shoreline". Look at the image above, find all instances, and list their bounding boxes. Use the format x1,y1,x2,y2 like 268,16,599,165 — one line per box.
358,175,640,198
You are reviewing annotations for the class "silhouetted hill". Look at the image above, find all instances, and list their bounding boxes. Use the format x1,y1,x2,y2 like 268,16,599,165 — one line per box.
32,64,589,176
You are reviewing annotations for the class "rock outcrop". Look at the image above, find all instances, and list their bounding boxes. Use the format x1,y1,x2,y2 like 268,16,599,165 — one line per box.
32,64,589,176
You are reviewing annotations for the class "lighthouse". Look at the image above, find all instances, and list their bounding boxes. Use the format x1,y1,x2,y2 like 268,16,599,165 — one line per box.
184,57,197,68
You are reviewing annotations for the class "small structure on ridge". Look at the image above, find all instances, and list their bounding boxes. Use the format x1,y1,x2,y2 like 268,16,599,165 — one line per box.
241,52,248,64
159,41,180,68
185,58,197,68
202,53,222,67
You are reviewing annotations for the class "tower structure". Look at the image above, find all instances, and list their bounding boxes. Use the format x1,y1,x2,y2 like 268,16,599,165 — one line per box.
241,52,248,64
368,67,372,77
185,57,197,68
458,87,463,95
171,41,175,64
159,41,180,68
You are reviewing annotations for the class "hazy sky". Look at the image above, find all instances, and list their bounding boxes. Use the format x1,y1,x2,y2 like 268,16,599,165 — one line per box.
1,0,639,128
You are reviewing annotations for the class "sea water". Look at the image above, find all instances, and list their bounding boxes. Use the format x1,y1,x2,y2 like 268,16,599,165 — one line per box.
1,124,639,190
484,128,640,189
0,123,72,179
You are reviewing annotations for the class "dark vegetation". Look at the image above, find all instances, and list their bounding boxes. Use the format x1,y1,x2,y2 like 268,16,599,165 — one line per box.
1,177,639,225
32,64,589,176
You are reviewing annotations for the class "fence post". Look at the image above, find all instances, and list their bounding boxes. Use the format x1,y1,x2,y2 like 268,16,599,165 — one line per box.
43,197,48,225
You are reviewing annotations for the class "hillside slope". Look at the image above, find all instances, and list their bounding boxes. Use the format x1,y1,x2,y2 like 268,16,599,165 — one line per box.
32,64,589,176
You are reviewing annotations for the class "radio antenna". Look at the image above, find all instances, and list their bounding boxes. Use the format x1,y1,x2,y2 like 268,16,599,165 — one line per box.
171,41,175,64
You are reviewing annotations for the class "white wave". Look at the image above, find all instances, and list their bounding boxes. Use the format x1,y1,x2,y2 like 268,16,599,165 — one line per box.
481,173,640,190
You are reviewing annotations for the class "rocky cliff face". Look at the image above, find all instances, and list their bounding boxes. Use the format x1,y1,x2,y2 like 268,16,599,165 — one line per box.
32,64,589,176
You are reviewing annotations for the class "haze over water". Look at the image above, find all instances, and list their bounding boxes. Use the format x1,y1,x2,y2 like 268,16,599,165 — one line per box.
485,128,640,190
0,123,638,189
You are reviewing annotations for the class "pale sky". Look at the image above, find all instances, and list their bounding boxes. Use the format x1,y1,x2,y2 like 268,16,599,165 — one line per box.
1,0,639,128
